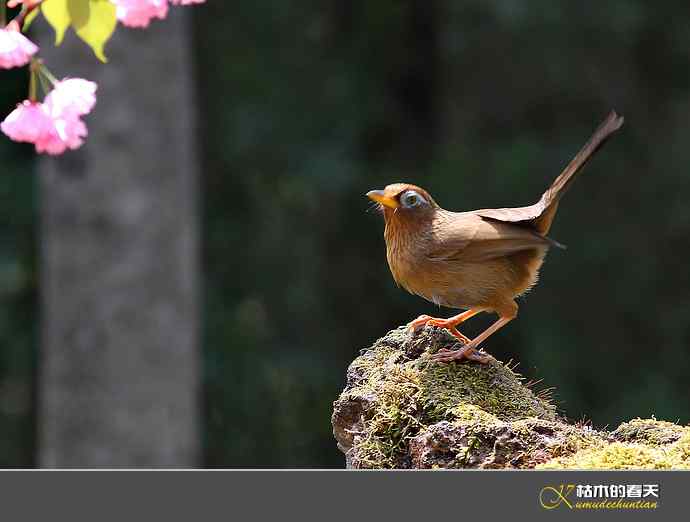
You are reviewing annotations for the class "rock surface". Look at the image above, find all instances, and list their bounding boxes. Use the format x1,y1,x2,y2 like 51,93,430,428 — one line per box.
332,326,690,469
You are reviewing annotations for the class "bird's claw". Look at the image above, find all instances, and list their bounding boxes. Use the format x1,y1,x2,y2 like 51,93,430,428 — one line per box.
407,314,433,332
408,314,490,363
407,314,455,332
429,345,491,364
408,315,472,344
408,314,458,332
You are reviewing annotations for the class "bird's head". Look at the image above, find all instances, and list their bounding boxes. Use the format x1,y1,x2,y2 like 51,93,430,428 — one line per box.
366,183,438,225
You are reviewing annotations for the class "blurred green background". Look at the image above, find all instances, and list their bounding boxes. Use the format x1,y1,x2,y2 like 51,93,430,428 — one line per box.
2,1,690,467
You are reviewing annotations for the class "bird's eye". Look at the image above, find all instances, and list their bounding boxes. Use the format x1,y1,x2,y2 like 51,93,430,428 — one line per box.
400,190,425,208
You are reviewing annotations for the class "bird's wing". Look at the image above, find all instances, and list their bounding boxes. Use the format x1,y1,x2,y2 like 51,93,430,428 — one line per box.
472,208,566,249
472,203,546,225
427,211,556,264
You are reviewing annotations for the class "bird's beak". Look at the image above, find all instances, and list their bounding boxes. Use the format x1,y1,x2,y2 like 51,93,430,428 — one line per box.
366,189,399,209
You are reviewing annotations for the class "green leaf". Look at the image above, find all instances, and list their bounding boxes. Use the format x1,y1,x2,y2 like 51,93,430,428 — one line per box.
41,0,71,45
73,0,117,62
67,0,89,29
23,8,41,30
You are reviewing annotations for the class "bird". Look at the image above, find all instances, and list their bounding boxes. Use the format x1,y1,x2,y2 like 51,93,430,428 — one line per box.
367,111,624,363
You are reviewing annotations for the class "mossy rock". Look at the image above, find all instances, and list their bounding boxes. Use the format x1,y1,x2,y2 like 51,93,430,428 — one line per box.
331,326,690,469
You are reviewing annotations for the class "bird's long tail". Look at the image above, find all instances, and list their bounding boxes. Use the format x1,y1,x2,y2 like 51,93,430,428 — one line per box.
534,110,624,234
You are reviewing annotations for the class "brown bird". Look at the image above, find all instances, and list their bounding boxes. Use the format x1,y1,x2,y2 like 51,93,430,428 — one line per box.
367,111,624,363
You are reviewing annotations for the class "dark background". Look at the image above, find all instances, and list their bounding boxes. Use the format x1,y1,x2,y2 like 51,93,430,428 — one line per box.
1,1,689,467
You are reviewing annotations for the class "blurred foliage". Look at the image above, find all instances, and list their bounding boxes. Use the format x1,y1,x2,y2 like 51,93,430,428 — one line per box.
2,0,690,467
0,65,37,467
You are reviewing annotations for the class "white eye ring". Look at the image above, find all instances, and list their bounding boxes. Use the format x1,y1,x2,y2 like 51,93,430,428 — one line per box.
401,190,425,208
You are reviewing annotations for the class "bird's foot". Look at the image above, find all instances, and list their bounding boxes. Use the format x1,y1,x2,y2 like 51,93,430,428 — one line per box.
429,345,491,364
407,315,471,344
407,314,435,332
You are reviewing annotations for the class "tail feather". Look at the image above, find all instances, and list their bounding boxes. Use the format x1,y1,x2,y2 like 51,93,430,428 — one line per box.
534,110,624,233
474,110,624,235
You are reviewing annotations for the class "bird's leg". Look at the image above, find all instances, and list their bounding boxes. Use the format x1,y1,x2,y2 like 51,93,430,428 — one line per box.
408,309,481,344
407,308,481,342
445,326,472,345
430,314,514,364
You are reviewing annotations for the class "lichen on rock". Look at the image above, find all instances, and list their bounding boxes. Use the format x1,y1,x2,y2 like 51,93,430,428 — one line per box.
331,326,690,469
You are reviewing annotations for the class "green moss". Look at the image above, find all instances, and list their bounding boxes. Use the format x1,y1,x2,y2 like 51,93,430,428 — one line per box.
612,417,687,446
343,363,424,468
416,357,555,422
540,418,690,470
451,403,501,426
512,418,601,458
539,430,690,470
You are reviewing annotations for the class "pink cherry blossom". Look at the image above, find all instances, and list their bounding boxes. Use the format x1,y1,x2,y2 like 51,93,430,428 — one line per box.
0,99,88,155
35,110,88,155
0,25,39,69
38,78,97,154
0,101,54,144
7,1,42,8
112,0,169,28
45,78,98,117
1,77,97,155
112,0,205,28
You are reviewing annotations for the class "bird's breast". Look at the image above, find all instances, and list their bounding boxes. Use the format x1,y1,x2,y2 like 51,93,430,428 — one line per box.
384,224,466,307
